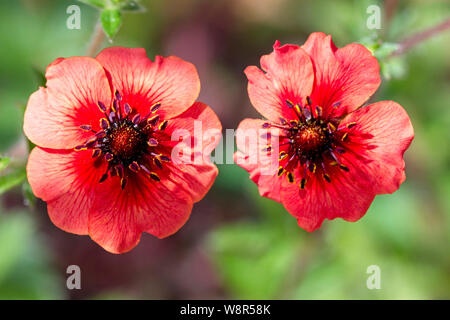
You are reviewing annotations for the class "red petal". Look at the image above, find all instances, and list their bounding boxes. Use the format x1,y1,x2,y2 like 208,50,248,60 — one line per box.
88,173,193,254
164,102,222,202
27,147,107,235
341,101,414,194
281,166,376,232
95,47,200,120
234,118,284,202
245,41,314,122
302,32,380,116
24,57,112,149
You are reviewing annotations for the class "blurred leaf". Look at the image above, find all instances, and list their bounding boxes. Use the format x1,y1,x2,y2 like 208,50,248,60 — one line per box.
0,211,63,299
0,212,33,283
0,157,10,172
78,0,106,9
101,8,122,39
209,222,302,299
0,166,26,195
117,0,146,12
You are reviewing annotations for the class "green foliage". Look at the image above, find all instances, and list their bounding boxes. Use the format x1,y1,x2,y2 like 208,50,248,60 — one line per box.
0,157,10,172
0,211,63,299
0,166,26,195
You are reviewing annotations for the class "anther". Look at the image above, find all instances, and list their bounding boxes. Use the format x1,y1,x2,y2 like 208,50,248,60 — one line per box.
287,172,295,183
129,161,140,172
124,103,132,116
80,125,92,131
147,138,158,147
148,115,160,127
100,118,109,130
159,120,168,131
149,172,160,182
341,132,349,142
98,101,107,113
74,145,86,151
277,166,285,177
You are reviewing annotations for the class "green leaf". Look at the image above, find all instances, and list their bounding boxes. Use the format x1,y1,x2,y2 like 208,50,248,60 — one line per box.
78,0,106,9
0,157,10,172
101,8,122,40
0,167,26,195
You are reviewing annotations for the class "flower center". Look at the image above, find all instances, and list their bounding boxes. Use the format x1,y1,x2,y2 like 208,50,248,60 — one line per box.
108,121,146,163
294,124,328,154
74,90,171,190
263,97,356,189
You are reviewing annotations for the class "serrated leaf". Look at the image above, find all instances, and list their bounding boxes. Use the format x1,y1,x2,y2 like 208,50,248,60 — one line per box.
0,167,26,195
101,9,122,40
0,157,10,172
78,0,106,9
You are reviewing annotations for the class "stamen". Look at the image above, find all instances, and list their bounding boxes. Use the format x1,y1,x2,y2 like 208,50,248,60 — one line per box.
277,166,285,177
151,103,161,113
129,161,140,172
80,125,92,131
159,120,168,131
120,178,127,190
147,138,158,147
100,118,109,130
98,101,107,113
149,172,160,182
74,145,86,151
132,113,141,124
99,173,108,183
287,172,295,183
92,149,101,158
346,122,357,129
148,115,160,127
341,132,349,142
124,103,132,116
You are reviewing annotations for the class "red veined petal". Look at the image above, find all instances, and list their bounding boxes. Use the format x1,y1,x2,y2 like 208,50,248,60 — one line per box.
245,41,314,122
234,118,284,202
163,102,222,202
281,158,377,232
88,173,193,254
340,101,414,194
302,32,380,116
27,147,107,235
24,57,112,149
95,47,200,120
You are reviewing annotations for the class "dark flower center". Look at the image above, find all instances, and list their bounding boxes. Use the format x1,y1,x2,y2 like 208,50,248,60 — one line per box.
263,97,356,189
74,90,171,190
294,123,329,155
107,121,146,164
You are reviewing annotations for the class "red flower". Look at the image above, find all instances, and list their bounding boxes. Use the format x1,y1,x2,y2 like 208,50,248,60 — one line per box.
235,33,414,231
24,47,222,254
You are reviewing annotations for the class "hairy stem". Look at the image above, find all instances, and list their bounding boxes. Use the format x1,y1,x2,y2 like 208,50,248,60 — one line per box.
391,18,450,57
86,21,105,57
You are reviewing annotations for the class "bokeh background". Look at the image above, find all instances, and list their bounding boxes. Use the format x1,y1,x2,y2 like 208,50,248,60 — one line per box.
0,0,449,299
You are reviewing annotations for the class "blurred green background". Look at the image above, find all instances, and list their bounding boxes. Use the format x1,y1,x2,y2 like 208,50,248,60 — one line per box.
0,0,449,299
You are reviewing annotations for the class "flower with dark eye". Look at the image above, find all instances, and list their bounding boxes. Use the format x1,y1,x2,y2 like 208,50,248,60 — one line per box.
235,33,414,231
24,47,221,254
